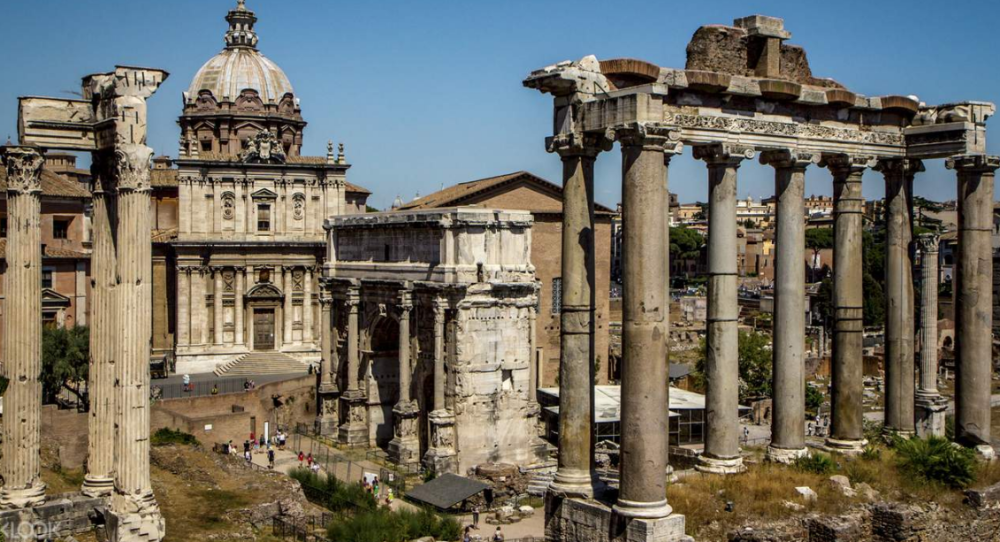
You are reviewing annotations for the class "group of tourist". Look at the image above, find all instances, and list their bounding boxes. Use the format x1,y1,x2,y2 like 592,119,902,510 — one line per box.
463,524,504,542
361,475,395,506
806,414,831,437
222,429,291,469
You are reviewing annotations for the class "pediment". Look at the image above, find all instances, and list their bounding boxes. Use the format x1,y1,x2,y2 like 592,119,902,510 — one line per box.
41,288,71,306
246,283,283,299
251,188,278,200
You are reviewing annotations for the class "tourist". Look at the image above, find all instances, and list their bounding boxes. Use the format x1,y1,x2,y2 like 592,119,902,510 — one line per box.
306,453,314,467
373,476,380,497
493,526,504,541
211,384,219,395
386,488,394,507
244,449,252,463
472,505,480,528
310,461,321,474
259,434,266,448
463,526,473,542
298,451,305,465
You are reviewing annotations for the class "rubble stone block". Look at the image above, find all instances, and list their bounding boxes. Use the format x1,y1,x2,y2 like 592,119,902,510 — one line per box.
807,516,863,542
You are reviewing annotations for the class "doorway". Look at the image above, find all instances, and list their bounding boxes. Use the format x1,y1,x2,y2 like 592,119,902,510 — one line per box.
254,308,275,350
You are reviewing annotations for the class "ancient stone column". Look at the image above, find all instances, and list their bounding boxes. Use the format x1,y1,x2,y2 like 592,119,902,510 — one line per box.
214,267,225,345
339,286,367,445
235,267,245,346
316,293,338,435
0,146,47,508
283,267,294,345
547,132,610,497
425,297,457,474
614,123,679,519
915,234,946,437
176,267,190,348
303,267,314,344
389,289,420,465
947,155,999,456
528,302,538,403
695,143,753,474
82,154,118,498
823,154,872,454
878,158,922,436
761,150,814,463
110,143,165,538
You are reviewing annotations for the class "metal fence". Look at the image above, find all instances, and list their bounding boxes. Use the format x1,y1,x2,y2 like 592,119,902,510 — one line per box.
152,377,255,400
288,428,408,494
271,515,331,542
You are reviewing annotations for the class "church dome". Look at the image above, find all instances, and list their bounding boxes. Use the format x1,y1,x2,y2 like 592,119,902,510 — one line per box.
186,0,295,104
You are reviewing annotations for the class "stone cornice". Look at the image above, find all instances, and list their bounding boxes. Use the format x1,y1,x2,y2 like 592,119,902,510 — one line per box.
758,149,817,170
546,131,613,159
946,154,1000,173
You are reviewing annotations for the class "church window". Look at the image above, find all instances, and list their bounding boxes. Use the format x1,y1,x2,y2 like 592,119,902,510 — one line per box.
54,218,71,239
257,204,271,232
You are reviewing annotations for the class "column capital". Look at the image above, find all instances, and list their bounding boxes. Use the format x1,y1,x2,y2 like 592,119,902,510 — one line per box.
874,157,925,177
820,153,877,176
433,297,448,317
0,146,44,195
398,290,413,313
759,149,818,170
614,122,683,154
946,154,1000,173
693,142,755,167
113,144,154,193
346,287,361,306
916,233,940,253
546,131,613,159
319,296,334,308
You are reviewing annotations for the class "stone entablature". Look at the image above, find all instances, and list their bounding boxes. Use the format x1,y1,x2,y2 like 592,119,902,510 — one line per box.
320,208,546,474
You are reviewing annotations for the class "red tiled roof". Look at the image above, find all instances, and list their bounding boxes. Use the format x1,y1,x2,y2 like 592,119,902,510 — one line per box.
0,168,90,199
397,171,615,214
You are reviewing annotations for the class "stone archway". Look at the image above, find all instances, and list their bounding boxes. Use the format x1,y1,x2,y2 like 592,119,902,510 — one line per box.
245,283,284,351
363,312,400,449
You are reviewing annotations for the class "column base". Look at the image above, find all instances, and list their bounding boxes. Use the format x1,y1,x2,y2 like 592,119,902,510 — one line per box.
316,388,340,437
823,437,868,456
883,427,915,439
108,492,164,542
612,498,673,519
695,455,745,475
766,445,809,464
974,445,997,461
424,410,458,475
545,493,691,542
388,402,421,466
0,481,46,510
549,469,596,499
82,474,115,498
915,394,948,439
338,391,369,447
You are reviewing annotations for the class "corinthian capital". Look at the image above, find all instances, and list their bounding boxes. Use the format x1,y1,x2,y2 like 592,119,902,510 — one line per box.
759,149,818,170
693,142,756,166
114,144,154,192
874,158,925,178
916,233,939,253
546,131,613,159
615,122,683,154
1,146,44,195
820,153,877,176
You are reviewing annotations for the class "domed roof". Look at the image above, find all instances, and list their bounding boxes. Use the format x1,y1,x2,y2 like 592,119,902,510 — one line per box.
187,0,295,104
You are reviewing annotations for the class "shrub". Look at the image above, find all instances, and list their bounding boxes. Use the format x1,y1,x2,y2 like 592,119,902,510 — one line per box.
151,428,199,447
894,436,976,489
805,384,824,413
289,468,376,512
794,453,836,475
327,507,460,542
863,420,885,443
860,443,882,461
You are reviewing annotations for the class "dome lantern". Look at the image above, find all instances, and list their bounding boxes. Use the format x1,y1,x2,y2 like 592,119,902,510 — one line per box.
225,0,259,49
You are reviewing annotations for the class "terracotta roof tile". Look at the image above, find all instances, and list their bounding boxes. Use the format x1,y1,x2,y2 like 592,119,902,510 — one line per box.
0,239,89,260
397,171,615,214
0,168,90,199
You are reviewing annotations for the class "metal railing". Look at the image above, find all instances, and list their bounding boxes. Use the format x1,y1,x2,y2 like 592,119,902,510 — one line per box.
152,377,256,400
288,428,408,494
271,515,331,542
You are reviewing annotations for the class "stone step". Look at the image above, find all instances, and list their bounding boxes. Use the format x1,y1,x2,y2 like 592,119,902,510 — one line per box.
214,352,311,376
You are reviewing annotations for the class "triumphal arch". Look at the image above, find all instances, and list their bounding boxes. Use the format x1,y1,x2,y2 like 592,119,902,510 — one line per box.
526,15,995,542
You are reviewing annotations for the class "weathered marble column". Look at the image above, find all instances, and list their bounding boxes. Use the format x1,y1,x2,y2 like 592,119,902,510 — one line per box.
82,154,118,498
547,132,610,497
339,286,368,445
176,267,190,348
947,155,999,456
110,143,165,539
425,297,457,473
316,293,338,435
283,267,294,345
303,267,314,344
235,267,245,346
915,234,947,437
527,302,538,403
762,150,814,463
695,143,753,474
878,158,922,436
614,123,679,518
0,146,47,508
823,154,872,455
214,267,225,345
389,289,420,465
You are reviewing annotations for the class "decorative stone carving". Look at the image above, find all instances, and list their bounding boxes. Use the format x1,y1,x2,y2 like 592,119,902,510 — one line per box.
222,192,235,220
293,193,305,220
546,131,614,158
240,130,286,164
114,144,154,192
2,147,44,194
615,122,683,153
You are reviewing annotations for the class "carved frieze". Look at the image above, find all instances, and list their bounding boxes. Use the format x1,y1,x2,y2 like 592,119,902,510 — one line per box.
670,113,905,146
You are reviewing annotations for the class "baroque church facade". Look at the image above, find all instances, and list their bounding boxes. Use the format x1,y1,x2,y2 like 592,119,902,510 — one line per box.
153,0,370,374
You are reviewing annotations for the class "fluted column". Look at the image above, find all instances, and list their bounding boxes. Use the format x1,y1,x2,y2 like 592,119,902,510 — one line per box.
235,267,245,346
761,150,814,463
433,298,447,412
823,154,873,454
547,132,610,498
214,267,225,345
303,267,314,344
110,143,164,534
614,123,679,518
528,301,538,404
83,153,117,498
425,296,457,474
283,267,294,345
319,295,335,389
695,143,753,474
878,158,922,436
339,286,367,445
176,267,190,348
389,289,420,465
947,155,999,454
915,234,946,437
0,146,47,508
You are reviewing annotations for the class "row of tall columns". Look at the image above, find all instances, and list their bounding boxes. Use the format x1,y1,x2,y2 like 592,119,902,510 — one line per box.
0,147,47,508
949,155,999,454
695,143,752,474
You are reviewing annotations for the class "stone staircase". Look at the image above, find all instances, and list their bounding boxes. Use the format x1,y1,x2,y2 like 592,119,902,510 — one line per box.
214,352,311,377
524,461,558,496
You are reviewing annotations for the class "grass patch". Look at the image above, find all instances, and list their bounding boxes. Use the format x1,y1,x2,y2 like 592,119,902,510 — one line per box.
151,428,199,447
327,507,461,542
793,453,836,475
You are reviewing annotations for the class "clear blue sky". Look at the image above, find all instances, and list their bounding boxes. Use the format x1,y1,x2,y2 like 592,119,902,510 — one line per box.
3,0,999,209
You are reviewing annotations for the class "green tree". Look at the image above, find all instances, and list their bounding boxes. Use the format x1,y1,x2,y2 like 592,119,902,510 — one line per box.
669,226,703,261
805,227,834,251
41,325,89,405
862,229,886,327
694,331,772,401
